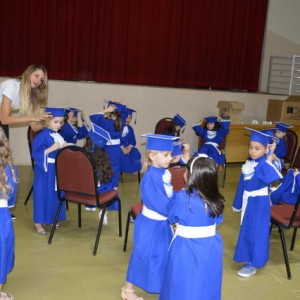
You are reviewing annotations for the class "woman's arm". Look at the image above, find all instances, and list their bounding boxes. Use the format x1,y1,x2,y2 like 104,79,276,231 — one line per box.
1,96,50,127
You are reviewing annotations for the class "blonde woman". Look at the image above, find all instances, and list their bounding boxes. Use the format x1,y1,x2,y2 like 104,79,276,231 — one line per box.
0,64,51,138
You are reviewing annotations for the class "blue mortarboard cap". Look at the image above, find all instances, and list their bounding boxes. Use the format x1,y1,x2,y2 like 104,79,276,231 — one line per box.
65,107,80,117
260,129,279,144
126,108,136,116
45,107,65,117
141,134,179,151
172,142,185,156
275,122,293,133
105,100,127,113
126,107,137,124
88,122,111,148
173,114,186,127
246,127,275,146
205,116,218,123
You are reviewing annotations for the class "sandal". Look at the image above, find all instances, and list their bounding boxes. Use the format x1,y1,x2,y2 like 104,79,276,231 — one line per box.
34,224,47,235
121,287,144,300
0,291,15,300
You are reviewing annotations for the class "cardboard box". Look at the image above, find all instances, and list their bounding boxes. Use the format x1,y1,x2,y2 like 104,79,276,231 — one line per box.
266,96,300,125
217,101,245,124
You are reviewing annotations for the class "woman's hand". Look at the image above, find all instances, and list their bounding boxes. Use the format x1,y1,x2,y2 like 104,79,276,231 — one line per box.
31,112,52,122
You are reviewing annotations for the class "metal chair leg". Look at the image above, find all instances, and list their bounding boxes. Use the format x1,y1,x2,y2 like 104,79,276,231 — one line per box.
123,211,132,252
48,201,64,245
93,207,107,256
24,185,33,205
118,198,122,237
290,228,298,251
278,227,292,279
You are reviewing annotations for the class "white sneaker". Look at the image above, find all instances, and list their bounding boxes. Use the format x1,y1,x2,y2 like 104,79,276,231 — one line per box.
98,210,108,225
237,263,257,278
85,206,96,211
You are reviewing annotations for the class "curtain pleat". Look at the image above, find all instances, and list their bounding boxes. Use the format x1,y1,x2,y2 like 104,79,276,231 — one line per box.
0,0,268,92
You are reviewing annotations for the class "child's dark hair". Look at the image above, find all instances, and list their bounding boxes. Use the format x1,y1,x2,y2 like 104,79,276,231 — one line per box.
203,121,221,131
186,155,225,217
84,136,113,184
164,120,180,137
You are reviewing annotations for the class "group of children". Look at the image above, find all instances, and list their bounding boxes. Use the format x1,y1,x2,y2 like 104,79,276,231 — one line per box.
31,101,143,234
1,100,299,299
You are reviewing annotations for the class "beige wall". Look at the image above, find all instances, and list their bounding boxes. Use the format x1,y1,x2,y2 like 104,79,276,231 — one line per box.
3,0,299,165
259,0,300,91
4,79,285,165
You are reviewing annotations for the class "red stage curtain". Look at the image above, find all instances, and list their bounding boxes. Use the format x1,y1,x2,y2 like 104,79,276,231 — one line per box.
0,0,268,92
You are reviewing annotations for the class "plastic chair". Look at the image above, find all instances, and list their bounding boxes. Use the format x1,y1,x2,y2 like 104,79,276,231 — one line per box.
154,117,173,134
48,146,122,256
270,195,300,279
24,126,42,205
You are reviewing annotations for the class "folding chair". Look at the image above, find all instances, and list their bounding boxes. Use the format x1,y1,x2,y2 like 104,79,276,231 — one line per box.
168,163,186,192
281,130,298,175
48,146,122,256
154,117,173,134
123,201,143,252
291,146,300,169
24,126,42,205
270,195,300,279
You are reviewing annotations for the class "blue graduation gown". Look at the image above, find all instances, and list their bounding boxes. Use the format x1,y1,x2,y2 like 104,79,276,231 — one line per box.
192,120,230,165
90,113,126,188
160,190,223,300
0,165,18,284
232,156,282,268
32,128,66,224
271,169,300,205
126,167,174,293
274,138,287,169
274,138,287,159
120,125,142,173
59,121,88,144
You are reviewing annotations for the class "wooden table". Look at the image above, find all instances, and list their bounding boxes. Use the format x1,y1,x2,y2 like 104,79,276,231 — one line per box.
225,124,300,163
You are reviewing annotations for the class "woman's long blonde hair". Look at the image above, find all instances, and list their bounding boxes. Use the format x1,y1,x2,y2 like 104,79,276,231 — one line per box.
0,128,18,199
18,64,48,115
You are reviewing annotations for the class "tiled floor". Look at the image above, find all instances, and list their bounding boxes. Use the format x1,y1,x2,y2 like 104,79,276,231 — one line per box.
5,164,300,299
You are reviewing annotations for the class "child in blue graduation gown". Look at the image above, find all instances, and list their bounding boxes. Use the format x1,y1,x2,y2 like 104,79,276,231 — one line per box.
83,123,119,223
162,113,186,137
171,142,191,165
232,128,282,277
121,134,178,300
160,155,224,300
192,116,230,165
120,108,142,174
32,107,67,235
273,122,293,168
89,101,127,189
271,168,300,205
0,128,18,300
59,107,89,144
